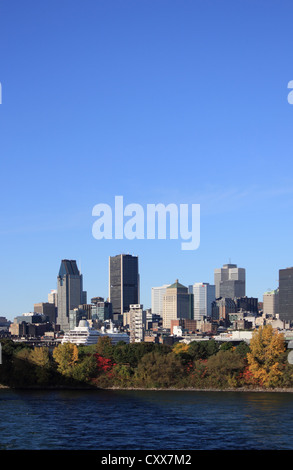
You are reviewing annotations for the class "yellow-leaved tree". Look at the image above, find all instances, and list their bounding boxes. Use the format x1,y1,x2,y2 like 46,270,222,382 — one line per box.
247,324,286,388
172,342,190,355
53,342,79,377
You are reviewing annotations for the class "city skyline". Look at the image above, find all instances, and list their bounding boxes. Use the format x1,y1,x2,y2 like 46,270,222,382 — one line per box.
1,1,293,320
2,1,293,457
2,251,289,323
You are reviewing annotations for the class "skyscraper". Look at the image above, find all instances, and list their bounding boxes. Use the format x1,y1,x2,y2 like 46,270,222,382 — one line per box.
214,263,245,299
188,282,216,321
128,304,146,343
263,289,279,316
56,259,84,332
162,279,192,329
109,254,139,315
279,268,293,323
151,284,171,317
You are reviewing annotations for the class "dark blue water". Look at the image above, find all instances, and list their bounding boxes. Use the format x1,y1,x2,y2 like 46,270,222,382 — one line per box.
0,389,293,450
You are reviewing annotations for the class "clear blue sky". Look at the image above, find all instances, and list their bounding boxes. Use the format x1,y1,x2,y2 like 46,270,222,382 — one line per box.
1,0,293,321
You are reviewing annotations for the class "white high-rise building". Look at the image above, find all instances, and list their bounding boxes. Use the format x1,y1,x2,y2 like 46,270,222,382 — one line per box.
128,304,146,343
151,284,170,317
188,283,216,321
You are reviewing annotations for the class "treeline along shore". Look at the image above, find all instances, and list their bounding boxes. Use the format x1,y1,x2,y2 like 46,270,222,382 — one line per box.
1,325,293,391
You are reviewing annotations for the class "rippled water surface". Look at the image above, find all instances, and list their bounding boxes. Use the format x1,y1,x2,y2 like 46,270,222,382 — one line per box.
0,389,293,450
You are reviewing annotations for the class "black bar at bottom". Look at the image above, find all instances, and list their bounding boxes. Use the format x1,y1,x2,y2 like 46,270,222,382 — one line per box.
0,449,287,465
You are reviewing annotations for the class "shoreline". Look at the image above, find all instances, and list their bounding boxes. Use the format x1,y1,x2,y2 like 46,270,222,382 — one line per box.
1,383,293,393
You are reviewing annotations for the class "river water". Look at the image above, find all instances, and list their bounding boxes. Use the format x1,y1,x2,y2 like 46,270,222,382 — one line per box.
0,388,292,450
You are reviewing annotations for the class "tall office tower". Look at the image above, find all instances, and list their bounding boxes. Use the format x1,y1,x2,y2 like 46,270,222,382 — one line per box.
56,259,84,332
214,263,246,299
279,268,293,323
128,304,146,343
188,283,216,321
151,284,171,317
109,254,139,315
263,289,279,316
162,280,192,329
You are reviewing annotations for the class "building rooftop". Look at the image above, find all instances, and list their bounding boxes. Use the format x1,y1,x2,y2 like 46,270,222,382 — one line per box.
168,279,187,289
58,259,80,277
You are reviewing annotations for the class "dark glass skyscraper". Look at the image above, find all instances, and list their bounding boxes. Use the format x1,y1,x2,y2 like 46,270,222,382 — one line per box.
56,259,84,332
109,254,139,314
279,267,293,324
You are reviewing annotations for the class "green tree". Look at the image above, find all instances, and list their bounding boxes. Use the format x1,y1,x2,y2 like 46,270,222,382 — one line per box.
12,348,35,386
205,349,246,388
71,354,97,383
188,340,219,361
112,342,160,368
204,339,219,357
113,363,134,387
78,344,96,357
135,351,184,388
0,339,17,357
235,341,250,358
277,362,293,388
0,340,33,387
95,336,114,359
219,341,233,351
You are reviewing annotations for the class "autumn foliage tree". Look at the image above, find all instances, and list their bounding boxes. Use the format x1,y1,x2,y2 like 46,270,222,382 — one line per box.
30,346,51,384
247,325,286,388
53,342,79,377
94,354,115,374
